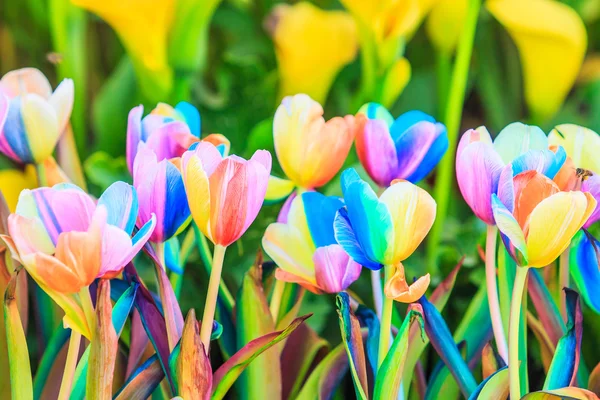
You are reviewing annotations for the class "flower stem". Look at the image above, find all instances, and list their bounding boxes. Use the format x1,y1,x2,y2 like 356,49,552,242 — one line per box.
36,163,48,187
509,266,529,399
427,0,481,271
200,244,227,354
485,225,508,363
269,279,286,321
57,330,81,400
558,246,570,319
155,242,165,270
371,269,384,320
377,265,393,368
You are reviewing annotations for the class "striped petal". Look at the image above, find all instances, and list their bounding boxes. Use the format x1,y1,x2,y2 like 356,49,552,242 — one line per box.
181,151,212,241
334,207,382,270
20,93,60,163
491,194,528,265
456,126,493,159
144,120,197,161
570,230,600,314
549,124,600,173
313,244,361,293
493,122,548,164
355,116,398,187
582,175,600,228
379,180,436,264
162,161,191,240
263,223,316,284
98,181,139,235
526,191,596,267
456,141,504,224
126,105,144,173
512,171,560,228
7,214,54,258
302,192,344,247
510,147,566,179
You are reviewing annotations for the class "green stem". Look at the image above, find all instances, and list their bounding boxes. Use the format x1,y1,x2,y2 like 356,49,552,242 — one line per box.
377,265,393,369
155,242,165,270
57,330,81,399
558,246,570,319
509,266,529,400
485,225,508,363
200,244,227,353
36,163,48,187
269,279,286,321
427,0,481,271
357,25,378,106
170,229,196,298
436,50,452,115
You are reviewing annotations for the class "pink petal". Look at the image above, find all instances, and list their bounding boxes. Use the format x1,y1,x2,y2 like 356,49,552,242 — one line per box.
583,174,600,229
356,118,398,187
126,105,144,174
313,244,361,293
182,141,223,178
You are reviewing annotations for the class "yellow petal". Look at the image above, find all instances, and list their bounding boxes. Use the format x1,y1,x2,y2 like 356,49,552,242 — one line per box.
267,2,358,103
265,176,295,203
379,180,436,264
285,194,315,253
21,93,60,163
381,58,411,108
526,191,596,267
0,166,36,212
487,0,587,121
426,0,468,54
262,223,316,284
548,124,600,173
182,155,212,242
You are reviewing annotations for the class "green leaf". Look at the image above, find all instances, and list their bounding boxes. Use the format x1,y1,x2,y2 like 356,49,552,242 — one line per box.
468,366,509,400
374,308,424,400
33,326,70,399
4,269,33,400
211,314,311,400
84,152,131,194
522,387,599,399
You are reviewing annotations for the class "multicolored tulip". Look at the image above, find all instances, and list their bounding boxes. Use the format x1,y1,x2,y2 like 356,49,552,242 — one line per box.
355,103,448,187
0,68,74,164
487,0,587,121
263,192,361,294
182,142,271,247
334,168,436,302
266,2,358,103
133,145,191,244
492,170,595,268
270,94,356,196
126,102,229,174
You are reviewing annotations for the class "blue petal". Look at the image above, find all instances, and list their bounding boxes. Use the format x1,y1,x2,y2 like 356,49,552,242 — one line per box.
302,192,344,247
99,182,139,235
389,110,436,142
163,162,191,240
510,147,566,179
164,237,183,274
333,208,382,270
175,102,201,137
570,230,600,314
4,98,32,163
405,123,449,183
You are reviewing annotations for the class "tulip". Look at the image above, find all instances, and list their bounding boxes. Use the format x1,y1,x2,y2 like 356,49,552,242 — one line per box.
133,145,192,244
334,168,435,367
426,0,468,55
71,0,174,100
0,166,37,212
487,0,587,121
266,2,358,103
4,182,155,338
263,192,361,294
356,103,448,187
0,68,73,165
181,141,271,351
491,169,595,399
549,124,600,173
126,102,229,173
269,94,356,197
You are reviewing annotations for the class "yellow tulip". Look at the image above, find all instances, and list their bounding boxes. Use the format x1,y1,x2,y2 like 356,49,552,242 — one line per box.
487,0,587,121
426,0,468,54
548,124,600,173
71,0,174,99
266,2,358,103
0,166,36,212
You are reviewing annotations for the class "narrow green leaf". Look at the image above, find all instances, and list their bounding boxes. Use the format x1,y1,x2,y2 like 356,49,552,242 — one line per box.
468,366,509,400
33,326,70,399
522,387,598,399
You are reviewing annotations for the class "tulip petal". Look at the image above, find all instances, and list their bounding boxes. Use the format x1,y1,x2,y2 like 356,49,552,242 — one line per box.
355,117,398,187
391,121,443,182
456,127,493,159
175,101,201,137
491,194,528,265
144,120,197,161
513,171,560,228
0,67,52,98
302,192,344,247
98,181,139,234
405,124,448,183
242,151,271,233
582,175,600,228
21,94,60,163
163,161,191,240
340,168,392,264
390,110,435,135
511,147,567,179
549,124,600,173
493,122,548,164
265,176,295,203
384,264,431,303
126,105,144,173
334,208,382,270
379,180,436,264
314,244,361,293
7,214,54,258
182,154,212,241
3,98,33,162
357,102,394,126
263,223,315,284
48,79,74,133
569,230,600,314
526,192,596,267
456,141,504,224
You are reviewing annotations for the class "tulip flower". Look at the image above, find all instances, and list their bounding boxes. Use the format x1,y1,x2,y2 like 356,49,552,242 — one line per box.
491,168,595,399
0,68,73,165
71,0,174,100
263,192,361,294
133,145,191,244
181,141,271,351
3,182,155,338
426,0,468,55
487,0,587,121
126,102,229,173
549,124,600,174
356,103,448,187
267,94,356,201
266,2,358,103
334,168,435,367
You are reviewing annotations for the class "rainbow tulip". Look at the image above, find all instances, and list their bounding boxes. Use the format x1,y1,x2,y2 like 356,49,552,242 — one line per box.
269,94,355,199
263,192,361,294
126,102,229,173
133,145,191,244
549,124,600,173
182,142,271,247
355,103,448,187
0,68,73,164
334,168,436,302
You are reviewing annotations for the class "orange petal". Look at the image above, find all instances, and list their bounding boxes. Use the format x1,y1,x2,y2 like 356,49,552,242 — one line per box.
384,263,431,303
513,171,560,228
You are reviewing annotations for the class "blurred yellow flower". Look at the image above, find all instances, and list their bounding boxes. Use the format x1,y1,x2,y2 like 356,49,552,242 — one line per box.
71,0,174,100
0,166,36,212
487,0,587,121
426,0,468,54
266,2,358,104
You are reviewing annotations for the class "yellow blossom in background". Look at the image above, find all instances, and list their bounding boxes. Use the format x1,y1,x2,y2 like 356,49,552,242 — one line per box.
267,2,358,104
487,0,587,122
71,0,175,100
426,0,468,54
0,166,36,212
